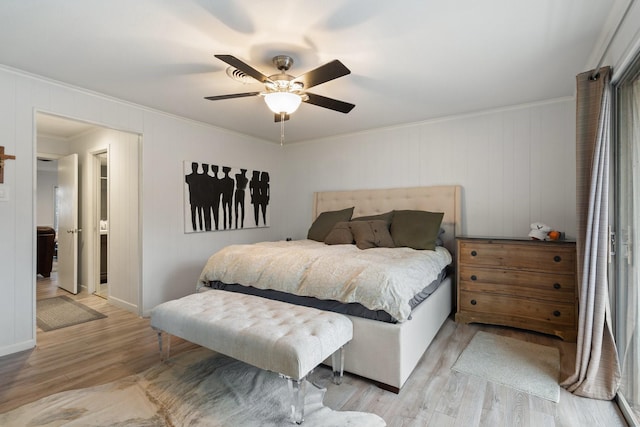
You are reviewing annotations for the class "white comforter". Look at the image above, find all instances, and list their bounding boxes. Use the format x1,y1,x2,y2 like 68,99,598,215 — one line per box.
197,239,452,322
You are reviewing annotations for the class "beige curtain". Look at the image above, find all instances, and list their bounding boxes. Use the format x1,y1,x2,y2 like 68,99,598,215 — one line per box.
561,66,621,399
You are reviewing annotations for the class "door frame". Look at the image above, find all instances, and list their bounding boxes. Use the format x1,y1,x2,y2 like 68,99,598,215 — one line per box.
612,56,640,424
89,149,109,297
33,111,143,339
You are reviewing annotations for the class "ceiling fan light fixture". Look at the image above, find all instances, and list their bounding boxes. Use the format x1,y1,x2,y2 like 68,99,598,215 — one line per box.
264,91,302,114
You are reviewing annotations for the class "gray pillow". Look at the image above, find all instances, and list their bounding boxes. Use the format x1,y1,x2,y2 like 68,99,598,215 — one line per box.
390,210,444,250
307,207,354,242
324,221,354,245
349,220,395,250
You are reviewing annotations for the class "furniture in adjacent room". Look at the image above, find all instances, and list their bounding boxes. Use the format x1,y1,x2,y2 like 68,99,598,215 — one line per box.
455,236,577,341
100,232,108,283
36,226,56,277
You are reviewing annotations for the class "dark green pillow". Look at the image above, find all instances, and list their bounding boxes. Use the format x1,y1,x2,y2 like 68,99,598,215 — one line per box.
351,211,394,224
307,207,354,241
324,221,354,245
349,220,395,250
390,210,444,250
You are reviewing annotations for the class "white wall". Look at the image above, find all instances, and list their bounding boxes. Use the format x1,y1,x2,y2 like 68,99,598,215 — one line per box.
35,136,68,227
0,66,283,357
281,98,577,242
64,127,140,311
36,162,57,227
96,129,139,311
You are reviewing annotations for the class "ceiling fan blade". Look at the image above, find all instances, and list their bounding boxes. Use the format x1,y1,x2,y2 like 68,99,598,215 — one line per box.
304,92,355,114
214,54,273,84
293,60,351,90
204,92,260,101
274,113,290,122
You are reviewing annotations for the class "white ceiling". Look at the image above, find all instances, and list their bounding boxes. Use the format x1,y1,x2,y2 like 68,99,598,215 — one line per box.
36,113,98,139
0,1,622,143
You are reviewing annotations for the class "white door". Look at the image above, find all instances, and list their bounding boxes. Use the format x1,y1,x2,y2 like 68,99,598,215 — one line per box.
57,153,79,294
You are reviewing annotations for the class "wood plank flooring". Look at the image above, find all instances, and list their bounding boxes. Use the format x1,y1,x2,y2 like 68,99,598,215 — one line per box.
0,273,627,426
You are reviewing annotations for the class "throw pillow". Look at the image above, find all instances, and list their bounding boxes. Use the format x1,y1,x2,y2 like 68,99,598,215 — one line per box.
324,221,354,245
390,210,444,250
307,207,354,241
351,211,394,224
349,220,395,250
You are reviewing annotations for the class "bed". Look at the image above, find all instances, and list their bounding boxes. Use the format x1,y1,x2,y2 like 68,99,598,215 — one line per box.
198,185,462,392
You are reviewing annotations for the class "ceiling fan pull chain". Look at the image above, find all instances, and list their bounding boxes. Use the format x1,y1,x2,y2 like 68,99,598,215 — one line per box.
280,112,285,146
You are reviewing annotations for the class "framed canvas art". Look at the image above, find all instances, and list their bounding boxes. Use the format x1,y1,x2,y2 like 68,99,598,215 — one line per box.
184,161,270,233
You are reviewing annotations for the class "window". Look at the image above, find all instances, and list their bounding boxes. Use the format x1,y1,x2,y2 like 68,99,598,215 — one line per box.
614,52,640,424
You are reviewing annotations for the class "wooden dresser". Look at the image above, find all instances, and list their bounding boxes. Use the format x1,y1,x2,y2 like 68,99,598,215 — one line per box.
455,237,577,341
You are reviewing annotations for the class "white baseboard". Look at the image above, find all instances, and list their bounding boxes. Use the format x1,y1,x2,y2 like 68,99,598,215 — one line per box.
107,296,138,315
0,339,36,358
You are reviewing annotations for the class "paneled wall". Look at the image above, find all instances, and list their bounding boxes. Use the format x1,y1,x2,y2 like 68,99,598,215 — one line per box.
281,98,576,241
0,64,577,359
0,66,283,357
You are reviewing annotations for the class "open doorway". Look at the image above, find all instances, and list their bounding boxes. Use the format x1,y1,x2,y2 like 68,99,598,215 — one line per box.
35,112,141,316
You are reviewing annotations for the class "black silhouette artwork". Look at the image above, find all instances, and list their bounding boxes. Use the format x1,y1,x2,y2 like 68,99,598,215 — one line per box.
234,169,248,229
184,161,270,232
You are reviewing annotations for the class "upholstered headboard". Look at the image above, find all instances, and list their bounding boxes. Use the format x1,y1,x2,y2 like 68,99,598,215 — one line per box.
313,186,462,255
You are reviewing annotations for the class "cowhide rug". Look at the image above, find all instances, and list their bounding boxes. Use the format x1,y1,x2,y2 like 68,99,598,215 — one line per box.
0,347,386,426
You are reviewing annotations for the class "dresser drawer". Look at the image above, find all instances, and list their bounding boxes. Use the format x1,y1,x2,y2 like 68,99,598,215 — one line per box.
459,290,576,326
459,241,575,272
458,265,575,301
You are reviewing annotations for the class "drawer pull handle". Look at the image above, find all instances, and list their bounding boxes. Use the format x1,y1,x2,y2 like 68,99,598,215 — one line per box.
471,250,477,256
553,283,561,289
470,275,477,281
553,310,561,317
554,255,562,262
470,299,477,305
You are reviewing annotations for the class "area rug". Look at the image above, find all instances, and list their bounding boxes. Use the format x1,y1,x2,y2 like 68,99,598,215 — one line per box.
36,295,107,331
0,347,386,426
451,331,560,402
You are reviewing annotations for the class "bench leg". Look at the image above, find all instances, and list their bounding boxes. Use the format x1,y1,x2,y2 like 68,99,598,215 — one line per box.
285,376,306,424
155,329,171,361
331,345,345,385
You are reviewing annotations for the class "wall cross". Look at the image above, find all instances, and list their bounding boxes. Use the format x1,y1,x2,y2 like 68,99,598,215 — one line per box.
0,146,16,184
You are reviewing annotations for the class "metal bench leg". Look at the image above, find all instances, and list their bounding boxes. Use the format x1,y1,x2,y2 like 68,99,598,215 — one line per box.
331,345,345,385
285,376,306,424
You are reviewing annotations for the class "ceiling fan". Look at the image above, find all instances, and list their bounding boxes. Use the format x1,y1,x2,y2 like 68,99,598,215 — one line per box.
205,54,355,122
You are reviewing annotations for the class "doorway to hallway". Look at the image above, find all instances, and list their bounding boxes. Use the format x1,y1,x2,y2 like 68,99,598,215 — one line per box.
35,112,141,316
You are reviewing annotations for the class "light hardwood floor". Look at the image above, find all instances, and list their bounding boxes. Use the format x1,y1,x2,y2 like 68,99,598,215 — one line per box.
0,273,627,426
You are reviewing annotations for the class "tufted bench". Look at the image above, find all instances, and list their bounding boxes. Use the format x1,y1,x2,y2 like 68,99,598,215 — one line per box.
150,289,353,424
